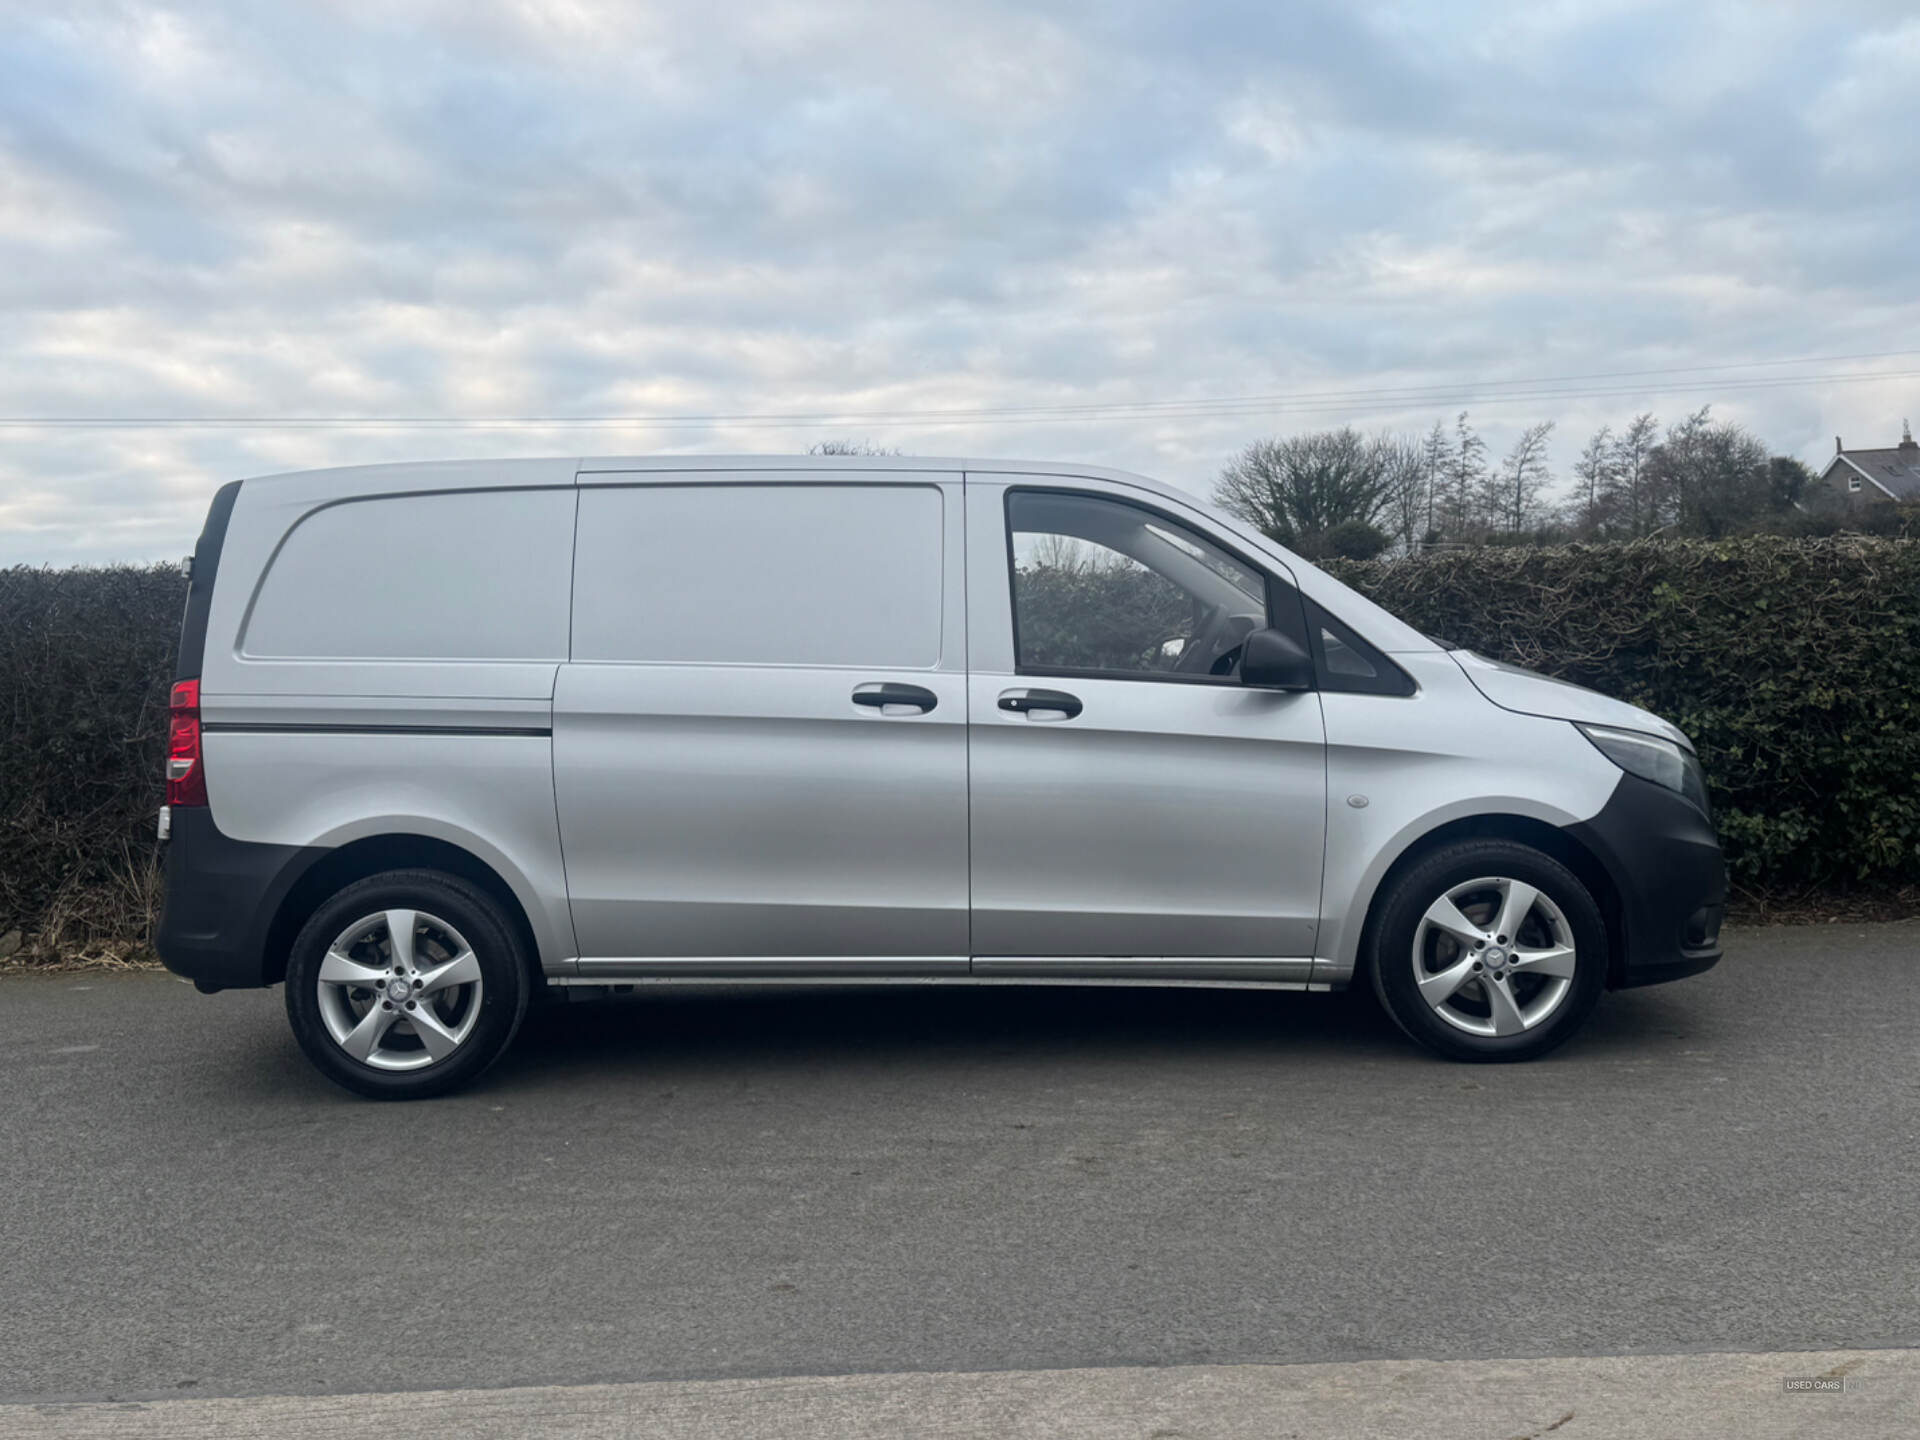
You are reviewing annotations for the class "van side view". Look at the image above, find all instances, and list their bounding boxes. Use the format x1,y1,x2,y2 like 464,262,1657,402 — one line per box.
157,457,1725,1098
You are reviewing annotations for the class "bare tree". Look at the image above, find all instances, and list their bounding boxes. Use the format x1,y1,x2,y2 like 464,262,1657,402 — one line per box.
808,438,901,456
1603,413,1659,537
1570,424,1615,537
1487,421,1555,534
1380,431,1429,553
1445,411,1487,537
1645,407,1776,537
1025,530,1126,575
1216,400,1813,548
1650,407,1713,531
1420,418,1453,542
1214,428,1399,556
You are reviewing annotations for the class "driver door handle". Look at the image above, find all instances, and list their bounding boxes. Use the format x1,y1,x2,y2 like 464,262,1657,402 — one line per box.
997,687,1083,721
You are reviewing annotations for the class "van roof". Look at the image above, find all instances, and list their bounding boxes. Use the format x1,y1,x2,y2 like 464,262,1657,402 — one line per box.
238,453,1174,490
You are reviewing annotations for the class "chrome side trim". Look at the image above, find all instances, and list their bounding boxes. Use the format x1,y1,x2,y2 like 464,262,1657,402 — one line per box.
572,956,971,979
971,956,1317,984
549,973,1326,991
199,692,554,730
561,956,1330,988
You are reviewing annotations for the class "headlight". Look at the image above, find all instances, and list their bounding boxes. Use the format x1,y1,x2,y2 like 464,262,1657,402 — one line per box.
1576,723,1710,816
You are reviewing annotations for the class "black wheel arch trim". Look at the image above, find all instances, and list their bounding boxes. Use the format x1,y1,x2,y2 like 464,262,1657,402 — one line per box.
158,814,549,993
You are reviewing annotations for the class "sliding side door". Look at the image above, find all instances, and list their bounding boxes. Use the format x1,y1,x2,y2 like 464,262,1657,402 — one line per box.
553,471,970,975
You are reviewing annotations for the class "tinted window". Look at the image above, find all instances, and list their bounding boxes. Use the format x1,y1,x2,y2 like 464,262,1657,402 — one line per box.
1007,491,1271,681
1320,625,1378,679
1305,598,1417,696
573,483,944,667
243,489,574,660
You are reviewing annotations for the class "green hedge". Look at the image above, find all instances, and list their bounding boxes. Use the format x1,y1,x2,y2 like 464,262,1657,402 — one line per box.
0,564,184,960
1,538,1915,960
1324,536,1920,895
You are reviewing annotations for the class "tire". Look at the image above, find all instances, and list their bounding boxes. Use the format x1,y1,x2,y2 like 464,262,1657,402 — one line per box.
284,869,532,1099
1367,840,1607,1063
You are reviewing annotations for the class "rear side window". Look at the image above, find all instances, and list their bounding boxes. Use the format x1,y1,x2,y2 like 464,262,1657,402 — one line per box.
572,484,944,667
242,489,575,660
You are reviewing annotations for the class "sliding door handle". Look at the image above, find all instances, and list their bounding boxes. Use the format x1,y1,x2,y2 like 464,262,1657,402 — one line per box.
852,682,938,716
997,687,1083,720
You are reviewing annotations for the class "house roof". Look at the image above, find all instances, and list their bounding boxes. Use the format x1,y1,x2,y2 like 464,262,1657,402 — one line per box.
1824,442,1920,500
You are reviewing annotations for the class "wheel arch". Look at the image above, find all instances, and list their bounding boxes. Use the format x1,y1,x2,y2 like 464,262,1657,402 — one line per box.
1350,814,1628,990
263,833,545,987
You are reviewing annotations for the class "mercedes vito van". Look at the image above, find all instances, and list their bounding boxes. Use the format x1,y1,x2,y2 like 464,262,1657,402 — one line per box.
157,457,1724,1097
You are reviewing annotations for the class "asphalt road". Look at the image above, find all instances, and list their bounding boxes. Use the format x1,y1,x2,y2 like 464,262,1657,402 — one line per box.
11,1352,1916,1439
3,923,1917,1405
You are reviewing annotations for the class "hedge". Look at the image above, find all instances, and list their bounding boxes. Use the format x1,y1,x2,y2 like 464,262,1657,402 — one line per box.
0,564,185,961
1,536,1915,961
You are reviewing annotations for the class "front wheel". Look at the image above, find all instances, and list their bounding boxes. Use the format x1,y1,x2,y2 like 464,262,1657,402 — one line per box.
1368,840,1608,1062
285,870,532,1099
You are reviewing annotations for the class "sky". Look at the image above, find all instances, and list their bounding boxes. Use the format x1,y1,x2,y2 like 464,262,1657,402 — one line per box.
2,0,1917,564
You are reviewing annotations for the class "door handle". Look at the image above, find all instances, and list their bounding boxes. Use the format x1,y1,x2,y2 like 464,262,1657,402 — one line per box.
997,687,1083,721
852,682,938,716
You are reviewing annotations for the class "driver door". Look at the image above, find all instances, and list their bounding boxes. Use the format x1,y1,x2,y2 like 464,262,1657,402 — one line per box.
965,477,1328,972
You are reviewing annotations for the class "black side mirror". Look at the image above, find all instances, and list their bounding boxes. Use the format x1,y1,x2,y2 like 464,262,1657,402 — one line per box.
1240,628,1315,690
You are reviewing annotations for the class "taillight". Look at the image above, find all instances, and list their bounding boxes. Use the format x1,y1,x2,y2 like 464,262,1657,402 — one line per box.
167,679,208,806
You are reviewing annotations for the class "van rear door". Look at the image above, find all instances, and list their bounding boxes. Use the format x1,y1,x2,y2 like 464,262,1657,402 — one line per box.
553,470,970,974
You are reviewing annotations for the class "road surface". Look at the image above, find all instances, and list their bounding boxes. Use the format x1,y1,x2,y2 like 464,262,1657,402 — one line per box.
3,922,1915,1431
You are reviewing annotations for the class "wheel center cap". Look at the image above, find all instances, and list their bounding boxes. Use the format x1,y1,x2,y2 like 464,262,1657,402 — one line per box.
389,977,413,1003
1484,947,1507,967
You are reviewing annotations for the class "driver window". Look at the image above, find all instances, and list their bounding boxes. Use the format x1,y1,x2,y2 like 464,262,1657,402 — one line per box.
1007,490,1270,681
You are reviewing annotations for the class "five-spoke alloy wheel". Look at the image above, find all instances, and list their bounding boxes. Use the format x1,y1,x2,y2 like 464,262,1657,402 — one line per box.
314,909,485,1071
1413,877,1579,1038
1369,840,1607,1062
286,870,531,1099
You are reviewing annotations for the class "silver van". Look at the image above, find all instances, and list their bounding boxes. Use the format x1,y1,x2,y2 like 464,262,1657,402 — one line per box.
157,457,1724,1097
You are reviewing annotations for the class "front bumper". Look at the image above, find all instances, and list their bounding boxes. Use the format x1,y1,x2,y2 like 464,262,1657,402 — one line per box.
155,807,321,992
1565,772,1726,989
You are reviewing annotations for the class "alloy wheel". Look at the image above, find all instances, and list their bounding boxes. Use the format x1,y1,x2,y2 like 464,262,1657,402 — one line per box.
314,908,485,1071
1411,876,1579,1038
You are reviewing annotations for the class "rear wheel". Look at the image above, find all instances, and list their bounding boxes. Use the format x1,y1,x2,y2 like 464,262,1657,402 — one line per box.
285,870,531,1099
1368,840,1607,1062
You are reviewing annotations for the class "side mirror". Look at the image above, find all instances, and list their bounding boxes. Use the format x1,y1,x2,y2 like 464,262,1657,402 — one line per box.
1240,628,1315,691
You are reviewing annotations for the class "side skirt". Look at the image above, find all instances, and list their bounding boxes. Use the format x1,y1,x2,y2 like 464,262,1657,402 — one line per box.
555,956,1329,991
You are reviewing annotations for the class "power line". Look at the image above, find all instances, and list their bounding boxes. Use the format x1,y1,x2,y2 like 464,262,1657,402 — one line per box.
1,353,1914,431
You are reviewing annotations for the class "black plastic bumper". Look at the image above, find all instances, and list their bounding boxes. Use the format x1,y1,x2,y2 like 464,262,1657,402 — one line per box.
155,807,322,991
1565,773,1727,989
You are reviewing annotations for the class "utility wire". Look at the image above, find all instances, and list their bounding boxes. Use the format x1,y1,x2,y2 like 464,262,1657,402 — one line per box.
2,352,1914,431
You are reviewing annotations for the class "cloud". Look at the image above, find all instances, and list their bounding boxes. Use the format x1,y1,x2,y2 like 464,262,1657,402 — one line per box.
0,0,1916,561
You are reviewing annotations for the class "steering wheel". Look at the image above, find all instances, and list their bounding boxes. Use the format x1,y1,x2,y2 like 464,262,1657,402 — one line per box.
1207,613,1261,674
1175,606,1262,676
1173,603,1231,674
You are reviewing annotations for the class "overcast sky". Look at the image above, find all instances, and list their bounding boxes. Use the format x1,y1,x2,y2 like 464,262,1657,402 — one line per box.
3,0,1917,563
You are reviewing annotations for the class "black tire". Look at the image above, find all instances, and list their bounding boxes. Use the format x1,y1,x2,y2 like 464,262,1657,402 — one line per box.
1367,840,1608,1063
285,869,532,1099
